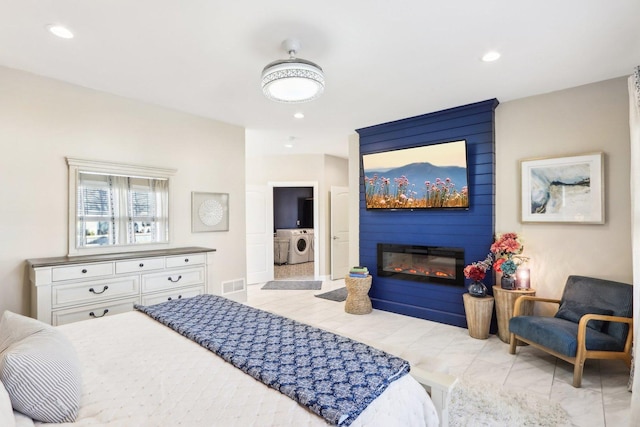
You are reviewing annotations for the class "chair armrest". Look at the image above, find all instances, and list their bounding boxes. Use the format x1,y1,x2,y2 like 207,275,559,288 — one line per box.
513,296,561,317
577,314,634,352
579,314,633,327
577,314,633,332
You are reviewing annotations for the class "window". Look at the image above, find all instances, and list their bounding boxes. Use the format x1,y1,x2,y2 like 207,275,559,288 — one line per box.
68,158,176,255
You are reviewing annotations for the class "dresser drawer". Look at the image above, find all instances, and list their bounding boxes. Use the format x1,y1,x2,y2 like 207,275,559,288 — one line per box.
52,276,139,309
140,286,204,306
165,253,206,268
141,267,205,293
115,257,165,274
52,262,113,282
52,297,139,326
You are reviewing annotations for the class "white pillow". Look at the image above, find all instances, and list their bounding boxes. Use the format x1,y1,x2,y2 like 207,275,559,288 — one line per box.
0,311,47,355
0,380,16,427
0,311,81,423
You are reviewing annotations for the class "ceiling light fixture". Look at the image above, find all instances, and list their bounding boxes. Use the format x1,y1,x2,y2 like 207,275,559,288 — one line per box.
482,51,501,62
47,24,74,39
262,39,324,103
293,112,305,119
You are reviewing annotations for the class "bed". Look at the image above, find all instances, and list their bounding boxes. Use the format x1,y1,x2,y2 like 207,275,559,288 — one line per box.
1,294,450,427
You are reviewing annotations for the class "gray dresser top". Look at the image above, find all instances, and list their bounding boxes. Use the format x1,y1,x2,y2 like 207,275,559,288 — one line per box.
28,246,216,268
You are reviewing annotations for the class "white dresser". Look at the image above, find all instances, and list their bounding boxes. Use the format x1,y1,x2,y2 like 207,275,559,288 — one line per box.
28,247,216,325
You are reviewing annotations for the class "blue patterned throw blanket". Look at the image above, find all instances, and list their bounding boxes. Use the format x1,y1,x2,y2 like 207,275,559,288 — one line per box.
135,294,410,426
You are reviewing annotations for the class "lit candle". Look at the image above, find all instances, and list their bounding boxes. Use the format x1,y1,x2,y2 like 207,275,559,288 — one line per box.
516,268,530,289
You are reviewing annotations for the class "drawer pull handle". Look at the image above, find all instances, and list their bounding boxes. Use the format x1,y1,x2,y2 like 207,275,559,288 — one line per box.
139,263,144,268
184,258,189,263
167,295,182,301
167,275,182,283
89,309,109,318
89,286,109,294
81,269,88,274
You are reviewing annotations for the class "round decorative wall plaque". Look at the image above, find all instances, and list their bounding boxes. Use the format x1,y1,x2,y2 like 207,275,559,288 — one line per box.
198,199,224,226
191,192,229,232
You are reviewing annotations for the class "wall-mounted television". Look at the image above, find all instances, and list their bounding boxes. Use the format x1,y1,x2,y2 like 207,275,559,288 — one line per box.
362,140,469,210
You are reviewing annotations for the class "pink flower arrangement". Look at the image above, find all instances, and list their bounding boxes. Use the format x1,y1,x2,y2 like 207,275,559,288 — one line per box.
490,232,528,274
490,232,523,256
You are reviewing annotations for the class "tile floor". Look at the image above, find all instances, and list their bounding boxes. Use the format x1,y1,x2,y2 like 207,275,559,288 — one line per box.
274,261,314,280
246,278,632,427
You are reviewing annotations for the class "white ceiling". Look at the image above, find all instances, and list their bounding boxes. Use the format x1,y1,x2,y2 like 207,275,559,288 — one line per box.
2,1,639,159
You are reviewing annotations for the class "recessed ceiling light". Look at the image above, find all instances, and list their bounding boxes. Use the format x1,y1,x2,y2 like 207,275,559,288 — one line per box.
284,144,293,148
294,112,305,119
482,51,501,62
47,25,74,39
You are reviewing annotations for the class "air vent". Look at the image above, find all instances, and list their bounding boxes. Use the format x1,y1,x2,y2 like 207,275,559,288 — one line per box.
222,278,246,294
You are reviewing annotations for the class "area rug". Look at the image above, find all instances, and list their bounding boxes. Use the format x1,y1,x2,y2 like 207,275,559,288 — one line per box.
261,280,322,290
447,377,571,427
315,287,347,302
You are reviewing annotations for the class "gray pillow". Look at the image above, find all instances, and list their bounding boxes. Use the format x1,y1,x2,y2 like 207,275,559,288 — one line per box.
0,311,81,423
554,301,613,332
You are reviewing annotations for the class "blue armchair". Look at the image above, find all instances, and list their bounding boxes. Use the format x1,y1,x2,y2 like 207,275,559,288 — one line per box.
509,275,633,388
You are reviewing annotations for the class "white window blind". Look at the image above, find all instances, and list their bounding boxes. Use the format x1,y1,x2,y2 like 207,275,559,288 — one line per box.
77,172,168,247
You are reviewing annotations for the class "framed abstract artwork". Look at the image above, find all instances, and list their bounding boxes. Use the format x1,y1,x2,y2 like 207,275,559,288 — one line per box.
520,152,604,224
191,192,229,232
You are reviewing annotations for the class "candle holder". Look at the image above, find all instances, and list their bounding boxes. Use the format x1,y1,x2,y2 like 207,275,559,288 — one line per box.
515,267,531,290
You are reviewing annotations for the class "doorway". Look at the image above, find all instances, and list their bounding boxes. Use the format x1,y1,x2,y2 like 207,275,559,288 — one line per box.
273,186,315,280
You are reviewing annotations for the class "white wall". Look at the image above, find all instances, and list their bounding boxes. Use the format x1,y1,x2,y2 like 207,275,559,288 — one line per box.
0,66,247,315
495,76,631,311
245,153,348,277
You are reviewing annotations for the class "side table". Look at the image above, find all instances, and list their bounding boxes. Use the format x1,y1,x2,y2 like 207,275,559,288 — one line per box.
462,293,494,339
344,275,372,314
493,286,536,344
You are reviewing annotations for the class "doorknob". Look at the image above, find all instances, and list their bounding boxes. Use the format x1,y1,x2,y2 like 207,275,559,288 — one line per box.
333,236,339,240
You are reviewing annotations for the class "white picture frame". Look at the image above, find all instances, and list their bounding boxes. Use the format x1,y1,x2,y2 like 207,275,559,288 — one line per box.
191,192,229,232
520,152,604,224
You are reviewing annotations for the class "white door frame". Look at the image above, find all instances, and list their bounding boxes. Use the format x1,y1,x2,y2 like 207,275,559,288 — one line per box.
268,181,319,280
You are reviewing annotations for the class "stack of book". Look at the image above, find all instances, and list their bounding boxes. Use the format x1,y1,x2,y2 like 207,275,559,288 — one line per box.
349,266,369,278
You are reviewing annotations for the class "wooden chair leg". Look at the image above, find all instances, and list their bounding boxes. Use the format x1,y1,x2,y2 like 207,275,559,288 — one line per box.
509,333,517,354
572,360,584,388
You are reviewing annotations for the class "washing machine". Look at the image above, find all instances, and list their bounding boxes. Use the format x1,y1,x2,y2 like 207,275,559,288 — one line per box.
275,229,310,264
303,228,314,262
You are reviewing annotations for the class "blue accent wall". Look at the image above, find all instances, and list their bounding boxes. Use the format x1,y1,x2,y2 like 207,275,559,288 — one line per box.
273,187,313,231
356,99,499,328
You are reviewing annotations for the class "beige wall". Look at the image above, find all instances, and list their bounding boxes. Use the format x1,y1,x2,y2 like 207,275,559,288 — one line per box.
0,66,247,315
245,153,348,277
495,76,631,312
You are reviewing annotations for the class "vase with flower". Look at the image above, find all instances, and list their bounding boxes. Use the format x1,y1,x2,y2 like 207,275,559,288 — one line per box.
490,232,529,290
463,254,492,297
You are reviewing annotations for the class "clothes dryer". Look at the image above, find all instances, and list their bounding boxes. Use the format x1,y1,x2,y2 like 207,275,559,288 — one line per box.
303,228,314,262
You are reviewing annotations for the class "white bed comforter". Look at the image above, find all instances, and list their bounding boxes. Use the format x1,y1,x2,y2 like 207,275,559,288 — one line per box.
31,311,438,427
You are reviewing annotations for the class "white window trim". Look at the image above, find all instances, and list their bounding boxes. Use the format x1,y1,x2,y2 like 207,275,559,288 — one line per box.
67,157,177,256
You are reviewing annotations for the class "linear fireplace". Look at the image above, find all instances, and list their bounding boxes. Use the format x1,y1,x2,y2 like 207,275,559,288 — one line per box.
377,243,465,286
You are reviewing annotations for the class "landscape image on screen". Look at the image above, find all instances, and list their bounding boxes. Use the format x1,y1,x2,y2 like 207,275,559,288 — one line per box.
362,140,468,209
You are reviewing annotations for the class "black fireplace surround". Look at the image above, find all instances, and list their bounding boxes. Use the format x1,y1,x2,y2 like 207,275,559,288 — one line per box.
377,243,465,286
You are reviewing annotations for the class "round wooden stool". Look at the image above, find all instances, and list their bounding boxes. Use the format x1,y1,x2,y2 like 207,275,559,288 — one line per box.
344,275,372,314
463,293,494,339
493,286,536,344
